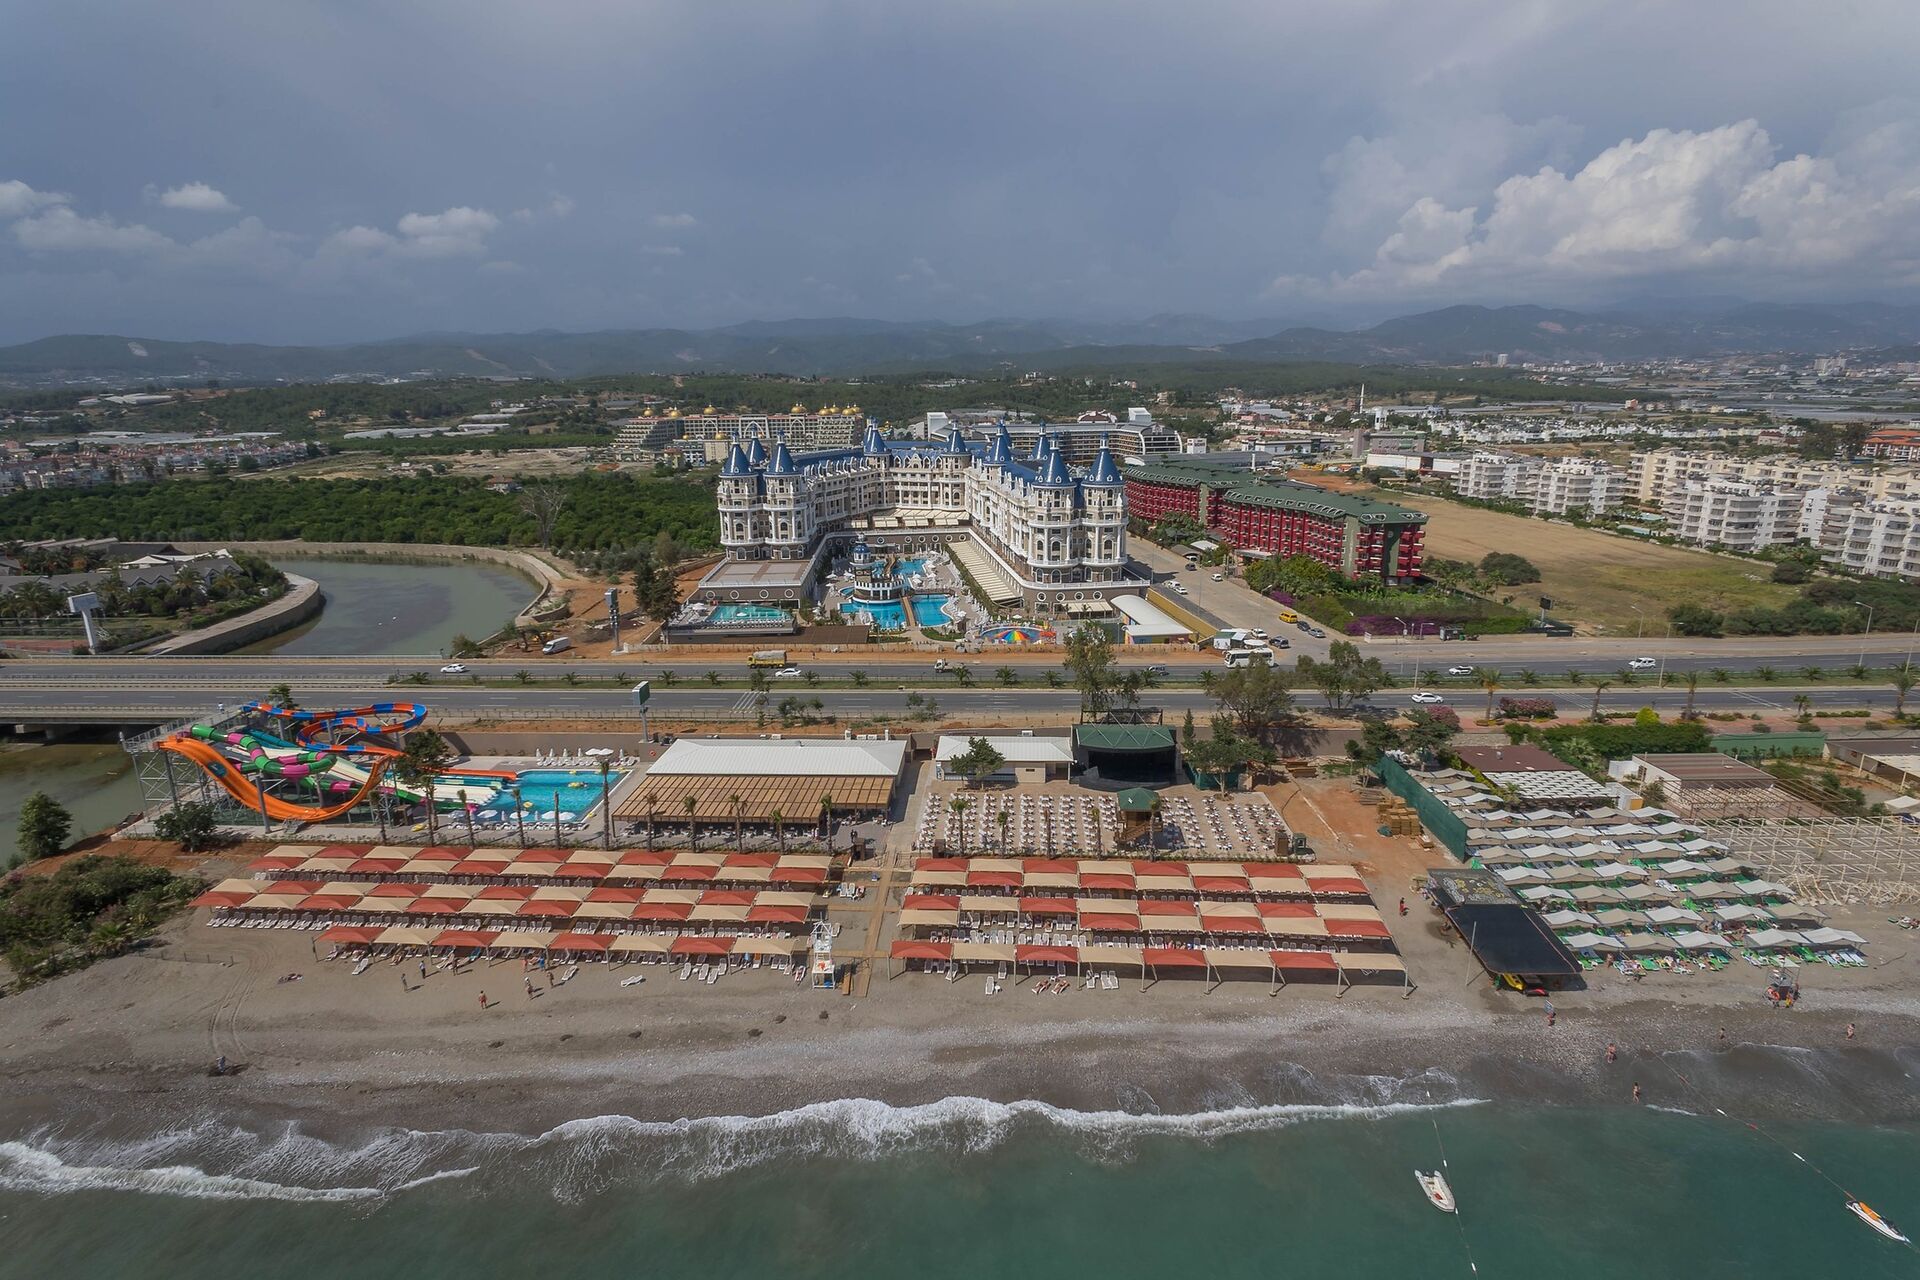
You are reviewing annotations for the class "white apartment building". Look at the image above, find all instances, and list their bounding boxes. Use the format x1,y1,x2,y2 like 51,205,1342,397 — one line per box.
1454,451,1541,503
1664,479,1807,553
1810,494,1920,580
1532,458,1627,516
615,405,867,459
1628,449,1920,507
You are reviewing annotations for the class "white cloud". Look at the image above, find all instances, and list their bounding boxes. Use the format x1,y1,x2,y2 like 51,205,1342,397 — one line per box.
0,180,68,218
318,206,500,260
650,212,697,229
12,206,175,254
1286,116,1920,298
640,244,683,257
547,194,575,218
154,181,237,212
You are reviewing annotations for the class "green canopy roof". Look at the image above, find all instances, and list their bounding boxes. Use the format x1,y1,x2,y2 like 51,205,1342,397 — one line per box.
1115,787,1160,812
1074,724,1176,752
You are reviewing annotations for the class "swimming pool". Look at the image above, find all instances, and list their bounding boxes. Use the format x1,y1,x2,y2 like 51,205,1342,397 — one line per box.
709,604,792,625
475,768,625,818
841,593,953,629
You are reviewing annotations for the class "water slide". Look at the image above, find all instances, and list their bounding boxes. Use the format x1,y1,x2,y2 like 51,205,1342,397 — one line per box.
156,735,396,823
245,701,510,806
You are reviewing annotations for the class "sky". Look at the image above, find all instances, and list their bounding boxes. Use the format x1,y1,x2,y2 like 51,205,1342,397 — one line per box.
4,0,1919,345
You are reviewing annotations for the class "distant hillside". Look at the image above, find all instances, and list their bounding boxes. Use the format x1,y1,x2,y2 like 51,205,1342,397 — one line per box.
7,302,1920,384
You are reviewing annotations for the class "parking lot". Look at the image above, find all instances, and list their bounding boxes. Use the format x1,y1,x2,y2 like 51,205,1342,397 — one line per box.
1128,538,1336,660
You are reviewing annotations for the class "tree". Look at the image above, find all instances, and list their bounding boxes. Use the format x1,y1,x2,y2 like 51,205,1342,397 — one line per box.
770,807,786,852
1200,663,1297,739
948,736,1007,789
849,669,870,687
1681,671,1700,722
995,666,1019,687
1793,693,1814,724
683,795,700,850
1771,560,1811,584
153,800,221,852
397,729,455,843
1184,715,1274,780
518,482,569,548
17,792,72,862
1401,707,1462,755
1669,604,1725,637
264,682,296,711
1295,641,1388,712
948,796,971,853
1589,679,1613,722
1895,665,1918,719
729,793,744,847
1063,628,1120,720
995,806,1011,853
1478,552,1540,585
1479,668,1502,722
818,793,835,843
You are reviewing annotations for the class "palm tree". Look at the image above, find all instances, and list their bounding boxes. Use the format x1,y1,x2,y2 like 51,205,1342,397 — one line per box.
398,730,454,844
1589,679,1613,723
730,792,744,848
682,795,699,850
1681,671,1700,722
1848,663,1869,681
1479,668,1502,721
514,669,533,685
660,669,678,686
1894,665,1917,720
704,670,721,685
1710,667,1731,683
1793,693,1814,724
849,669,870,687
818,793,835,844
1518,668,1539,686
265,682,296,711
996,806,1011,854
1564,668,1584,687
597,759,613,849
949,796,971,854
645,798,658,848
1801,665,1825,681
996,666,1019,687
1755,665,1779,683
770,808,787,852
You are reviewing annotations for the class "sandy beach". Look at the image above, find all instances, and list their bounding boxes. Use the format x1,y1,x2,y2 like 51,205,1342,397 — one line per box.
2,895,1916,1150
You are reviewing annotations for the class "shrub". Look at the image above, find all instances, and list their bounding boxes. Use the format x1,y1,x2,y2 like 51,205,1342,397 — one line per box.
1497,697,1556,720
1542,720,1712,759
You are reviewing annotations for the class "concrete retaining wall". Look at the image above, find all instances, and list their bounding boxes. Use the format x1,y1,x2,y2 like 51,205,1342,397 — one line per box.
145,573,323,656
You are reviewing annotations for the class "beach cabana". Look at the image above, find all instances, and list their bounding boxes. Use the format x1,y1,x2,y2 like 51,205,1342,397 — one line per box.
888,939,954,978
1745,928,1808,950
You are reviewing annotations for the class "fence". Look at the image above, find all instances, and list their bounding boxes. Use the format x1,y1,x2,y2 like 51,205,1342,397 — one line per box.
1374,755,1470,858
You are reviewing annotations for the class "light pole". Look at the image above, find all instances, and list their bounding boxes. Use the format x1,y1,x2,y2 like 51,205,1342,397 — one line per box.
1854,600,1875,667
1629,603,1645,640
1906,619,1918,671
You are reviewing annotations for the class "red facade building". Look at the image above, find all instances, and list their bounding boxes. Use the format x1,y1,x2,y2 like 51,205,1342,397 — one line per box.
1125,463,1426,582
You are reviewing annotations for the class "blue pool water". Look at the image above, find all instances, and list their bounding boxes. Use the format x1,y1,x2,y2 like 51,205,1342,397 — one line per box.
473,768,624,817
710,604,792,624
841,593,952,629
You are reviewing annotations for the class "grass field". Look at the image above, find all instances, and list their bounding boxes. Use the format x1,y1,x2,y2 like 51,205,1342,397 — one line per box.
1381,490,1801,635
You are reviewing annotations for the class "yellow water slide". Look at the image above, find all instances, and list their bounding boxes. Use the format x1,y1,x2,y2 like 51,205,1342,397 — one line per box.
157,735,395,823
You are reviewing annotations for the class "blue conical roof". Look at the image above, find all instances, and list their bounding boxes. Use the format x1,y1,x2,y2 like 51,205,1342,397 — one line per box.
1085,435,1123,485
746,437,769,468
985,421,1013,464
721,442,751,476
1026,432,1051,463
766,441,797,476
1037,449,1073,486
862,423,887,455
943,426,968,454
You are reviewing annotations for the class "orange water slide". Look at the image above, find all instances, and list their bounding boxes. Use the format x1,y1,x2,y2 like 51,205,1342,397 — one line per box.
157,736,395,823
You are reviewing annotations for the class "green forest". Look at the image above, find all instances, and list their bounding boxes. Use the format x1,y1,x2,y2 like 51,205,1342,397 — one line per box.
0,473,721,555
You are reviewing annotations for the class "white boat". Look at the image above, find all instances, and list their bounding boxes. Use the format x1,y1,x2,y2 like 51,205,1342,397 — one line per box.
1849,1200,1910,1243
1416,1170,1457,1213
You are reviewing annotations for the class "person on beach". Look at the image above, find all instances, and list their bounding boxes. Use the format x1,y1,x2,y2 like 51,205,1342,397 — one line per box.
478,991,488,1010
400,974,408,992
1718,1027,1727,1045
1547,1008,1556,1028
1632,1081,1642,1102
526,976,535,999
1605,1042,1617,1063
1398,896,1407,917
419,959,427,982
1846,1022,1856,1040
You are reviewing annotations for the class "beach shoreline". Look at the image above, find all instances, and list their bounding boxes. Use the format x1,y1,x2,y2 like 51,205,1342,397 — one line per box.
2,913,1916,1152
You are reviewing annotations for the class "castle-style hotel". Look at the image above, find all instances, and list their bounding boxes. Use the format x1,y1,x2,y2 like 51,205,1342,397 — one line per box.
694,421,1146,617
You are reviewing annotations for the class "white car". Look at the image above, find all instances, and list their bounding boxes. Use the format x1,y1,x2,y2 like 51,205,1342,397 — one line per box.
1445,665,1475,677
1627,656,1657,669
1410,691,1446,704
1211,572,1225,582
440,663,469,674
1172,583,1189,595
772,666,804,678
1251,628,1269,640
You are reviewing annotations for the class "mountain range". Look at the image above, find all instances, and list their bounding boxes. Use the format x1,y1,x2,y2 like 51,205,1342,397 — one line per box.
6,302,1920,384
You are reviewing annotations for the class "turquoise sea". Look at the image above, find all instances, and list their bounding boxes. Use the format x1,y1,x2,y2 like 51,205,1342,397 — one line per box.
1,1098,1916,1279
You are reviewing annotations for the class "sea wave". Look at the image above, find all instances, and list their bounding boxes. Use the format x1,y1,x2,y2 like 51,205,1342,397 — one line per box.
0,1094,1484,1204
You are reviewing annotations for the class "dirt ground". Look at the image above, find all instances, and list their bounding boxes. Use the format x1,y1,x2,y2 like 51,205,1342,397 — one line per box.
1369,490,1799,634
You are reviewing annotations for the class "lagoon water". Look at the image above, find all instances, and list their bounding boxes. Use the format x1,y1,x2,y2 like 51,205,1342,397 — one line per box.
240,558,535,657
0,1099,1915,1278
0,743,138,863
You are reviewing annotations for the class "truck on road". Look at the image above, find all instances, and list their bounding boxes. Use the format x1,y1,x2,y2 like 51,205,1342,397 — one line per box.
541,635,573,656
748,649,789,668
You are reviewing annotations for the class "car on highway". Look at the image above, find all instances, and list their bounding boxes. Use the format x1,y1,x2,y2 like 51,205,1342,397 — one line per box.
1144,664,1171,677
772,666,804,678
1445,665,1475,676
1211,572,1225,581
1295,619,1314,632
1627,656,1658,669
1305,626,1326,638
1409,691,1446,704
440,663,469,674
1171,583,1189,595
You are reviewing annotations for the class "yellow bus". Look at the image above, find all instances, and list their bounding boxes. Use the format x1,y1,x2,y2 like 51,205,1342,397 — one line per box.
1277,609,1300,624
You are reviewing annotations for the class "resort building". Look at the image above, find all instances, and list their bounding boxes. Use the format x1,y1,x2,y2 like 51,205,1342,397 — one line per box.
956,412,1184,466
1123,460,1426,583
694,422,1146,617
1664,479,1808,553
1454,451,1541,504
1626,448,1920,507
1810,494,1920,580
614,405,867,460
1530,458,1627,517
1862,426,1920,462
615,736,909,831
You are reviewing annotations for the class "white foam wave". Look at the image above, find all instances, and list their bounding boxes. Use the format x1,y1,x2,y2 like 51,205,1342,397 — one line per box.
0,1095,1483,1203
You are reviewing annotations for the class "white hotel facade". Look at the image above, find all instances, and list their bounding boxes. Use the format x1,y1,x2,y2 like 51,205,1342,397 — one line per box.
695,422,1146,615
